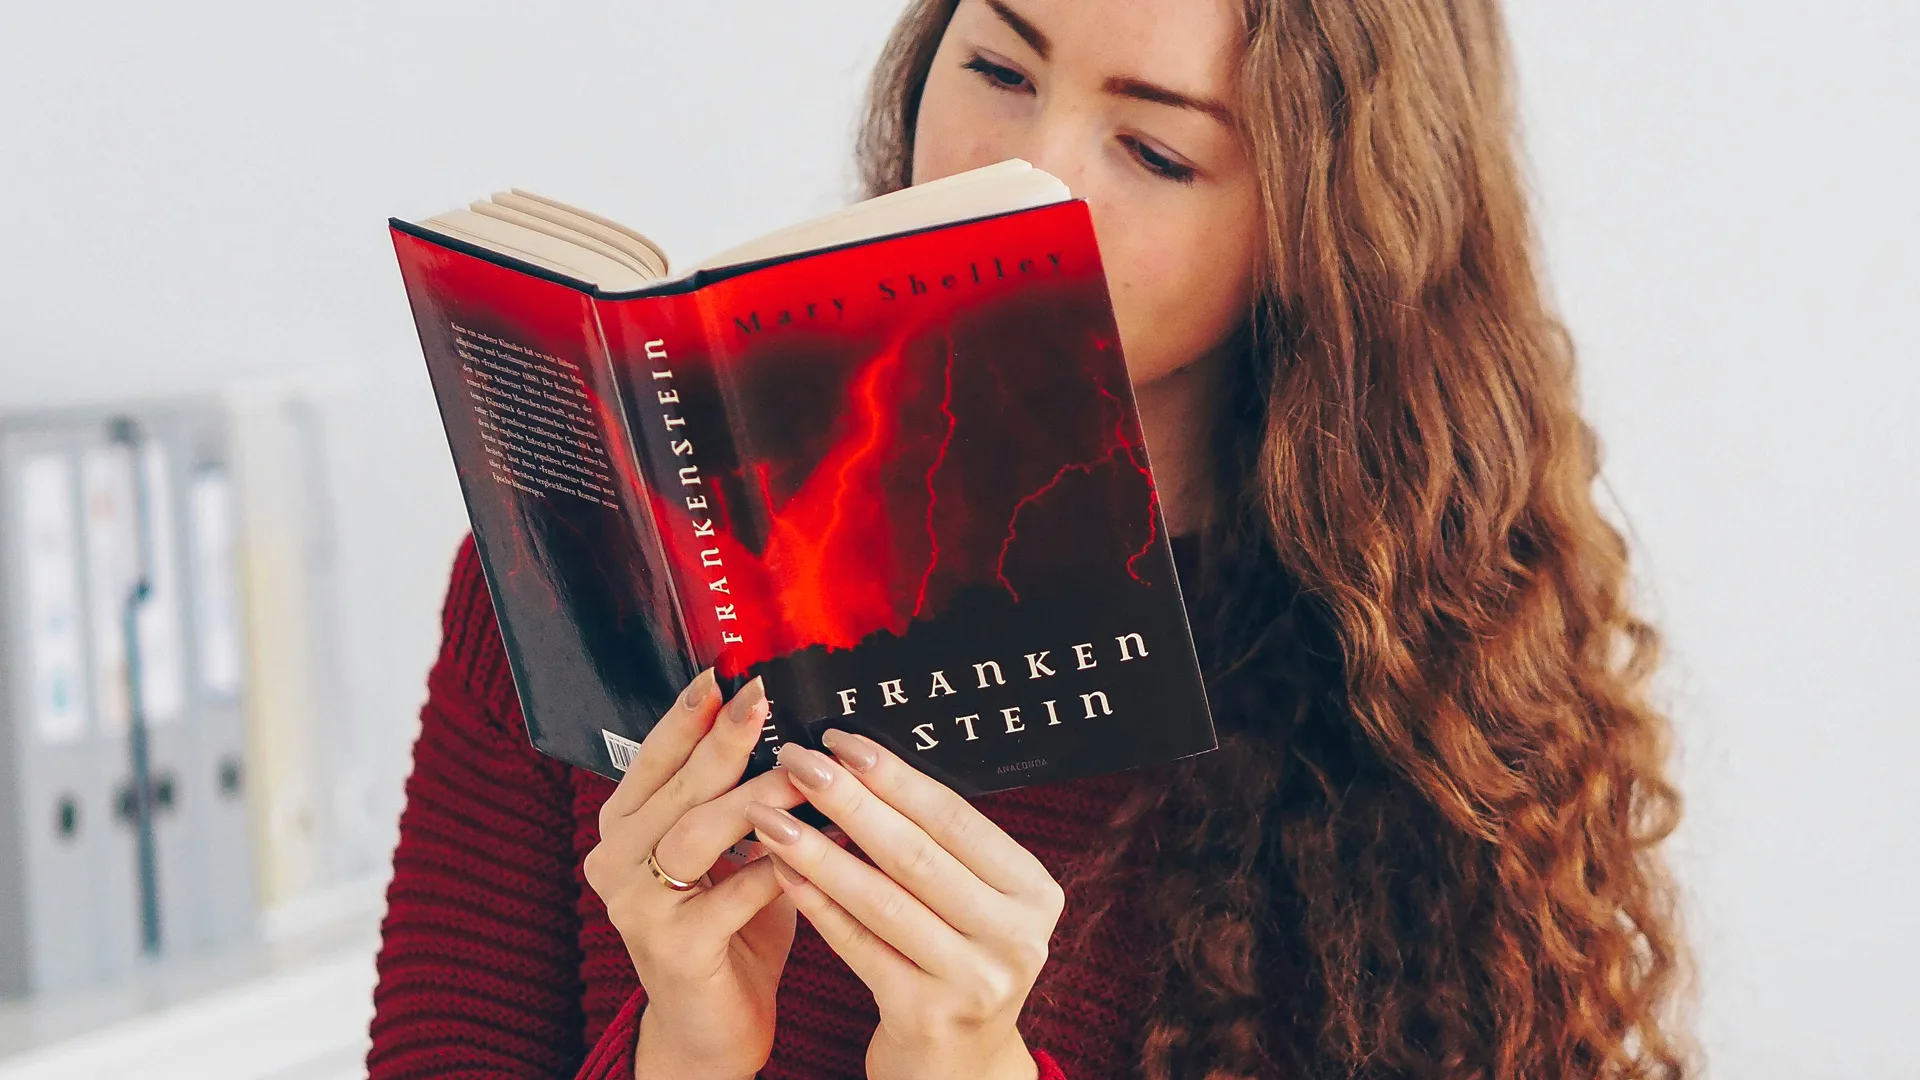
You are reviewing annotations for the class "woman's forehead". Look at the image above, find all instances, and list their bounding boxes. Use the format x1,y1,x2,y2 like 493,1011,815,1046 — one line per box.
961,0,1245,97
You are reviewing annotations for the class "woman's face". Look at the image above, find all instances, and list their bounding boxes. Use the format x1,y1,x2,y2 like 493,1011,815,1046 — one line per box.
912,0,1264,389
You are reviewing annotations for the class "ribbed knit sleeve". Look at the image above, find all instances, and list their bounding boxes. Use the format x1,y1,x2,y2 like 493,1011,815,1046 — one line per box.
367,537,1147,1080
366,536,644,1078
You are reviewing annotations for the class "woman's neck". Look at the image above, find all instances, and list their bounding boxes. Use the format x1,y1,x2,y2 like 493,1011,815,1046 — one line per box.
1131,348,1225,539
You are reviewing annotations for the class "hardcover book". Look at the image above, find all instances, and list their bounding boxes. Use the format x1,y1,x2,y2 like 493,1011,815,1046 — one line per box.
390,159,1216,804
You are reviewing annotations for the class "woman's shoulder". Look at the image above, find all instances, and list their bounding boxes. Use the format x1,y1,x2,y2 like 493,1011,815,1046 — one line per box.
410,534,594,805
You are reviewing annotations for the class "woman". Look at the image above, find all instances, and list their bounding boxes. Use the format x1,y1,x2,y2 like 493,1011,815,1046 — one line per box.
367,0,1691,1077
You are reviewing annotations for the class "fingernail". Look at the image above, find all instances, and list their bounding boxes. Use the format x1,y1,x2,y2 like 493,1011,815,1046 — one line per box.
820,729,878,772
769,855,807,888
681,668,715,709
778,744,833,790
745,801,801,845
731,677,769,727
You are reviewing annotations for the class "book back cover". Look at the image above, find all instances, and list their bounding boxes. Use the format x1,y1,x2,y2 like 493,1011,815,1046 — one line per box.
391,228,691,777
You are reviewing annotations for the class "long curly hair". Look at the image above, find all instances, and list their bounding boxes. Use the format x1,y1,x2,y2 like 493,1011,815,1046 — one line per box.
858,1,1693,1077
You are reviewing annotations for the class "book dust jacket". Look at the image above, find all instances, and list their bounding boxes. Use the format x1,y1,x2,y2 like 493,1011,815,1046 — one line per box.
392,200,1217,797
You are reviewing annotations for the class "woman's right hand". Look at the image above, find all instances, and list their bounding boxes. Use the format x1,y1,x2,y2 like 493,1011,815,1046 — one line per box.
584,670,809,1080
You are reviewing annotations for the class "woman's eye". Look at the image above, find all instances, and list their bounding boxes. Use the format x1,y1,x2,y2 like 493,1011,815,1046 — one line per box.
1120,135,1198,185
962,54,1031,93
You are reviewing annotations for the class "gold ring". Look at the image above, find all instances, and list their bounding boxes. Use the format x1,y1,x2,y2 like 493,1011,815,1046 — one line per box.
644,847,701,892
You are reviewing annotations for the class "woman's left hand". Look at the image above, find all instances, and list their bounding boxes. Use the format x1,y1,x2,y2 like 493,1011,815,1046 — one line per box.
741,730,1063,1080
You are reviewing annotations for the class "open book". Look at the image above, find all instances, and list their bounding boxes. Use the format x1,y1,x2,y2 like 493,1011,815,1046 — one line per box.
390,160,1216,802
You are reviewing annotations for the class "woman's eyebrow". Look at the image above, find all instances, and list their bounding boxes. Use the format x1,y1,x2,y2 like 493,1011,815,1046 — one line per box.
1103,76,1236,128
982,1,1233,128
985,0,1051,60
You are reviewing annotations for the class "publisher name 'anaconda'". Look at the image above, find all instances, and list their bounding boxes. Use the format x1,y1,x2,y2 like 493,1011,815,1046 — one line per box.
727,247,1066,338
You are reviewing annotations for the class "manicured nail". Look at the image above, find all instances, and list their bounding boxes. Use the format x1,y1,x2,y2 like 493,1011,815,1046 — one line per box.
778,744,834,790
820,729,878,772
745,801,801,845
731,677,769,727
769,855,807,888
675,668,706,711
679,668,718,711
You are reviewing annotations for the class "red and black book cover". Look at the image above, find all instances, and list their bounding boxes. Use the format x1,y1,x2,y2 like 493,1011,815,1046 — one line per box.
390,198,1216,804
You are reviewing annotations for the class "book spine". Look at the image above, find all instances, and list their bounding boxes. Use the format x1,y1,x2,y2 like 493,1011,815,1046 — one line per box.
599,288,787,772
582,297,700,679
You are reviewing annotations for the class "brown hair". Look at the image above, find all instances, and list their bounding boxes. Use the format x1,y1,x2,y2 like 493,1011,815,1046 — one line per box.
859,1,1692,1077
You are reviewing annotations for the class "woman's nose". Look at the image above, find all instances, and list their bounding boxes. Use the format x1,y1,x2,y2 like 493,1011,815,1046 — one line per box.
1017,105,1096,198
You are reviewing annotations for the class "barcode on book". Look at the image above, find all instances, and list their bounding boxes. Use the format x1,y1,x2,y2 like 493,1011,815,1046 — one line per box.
603,729,643,772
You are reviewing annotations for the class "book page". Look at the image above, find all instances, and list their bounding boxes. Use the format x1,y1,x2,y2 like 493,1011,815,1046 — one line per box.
689,159,1068,273
409,160,1070,293
424,210,653,291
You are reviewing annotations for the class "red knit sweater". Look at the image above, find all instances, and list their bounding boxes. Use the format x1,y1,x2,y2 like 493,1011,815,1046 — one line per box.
367,535,1194,1078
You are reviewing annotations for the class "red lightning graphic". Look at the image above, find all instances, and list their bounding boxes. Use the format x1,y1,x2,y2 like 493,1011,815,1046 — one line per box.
1089,349,1161,579
912,334,959,617
993,340,1158,598
596,198,1155,678
764,343,903,645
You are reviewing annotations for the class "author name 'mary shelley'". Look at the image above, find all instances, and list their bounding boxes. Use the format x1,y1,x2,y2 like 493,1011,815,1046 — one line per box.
834,631,1149,751
728,246,1065,338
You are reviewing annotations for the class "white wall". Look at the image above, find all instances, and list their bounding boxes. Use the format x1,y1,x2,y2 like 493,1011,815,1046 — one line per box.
2,1,1915,1075
0,0,906,908
0,1,904,406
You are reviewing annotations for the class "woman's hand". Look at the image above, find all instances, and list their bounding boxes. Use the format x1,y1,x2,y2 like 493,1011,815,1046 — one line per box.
583,670,811,1080
744,731,1064,1080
